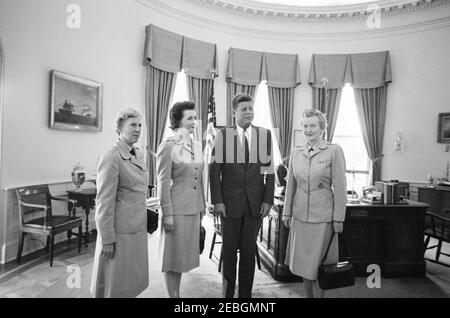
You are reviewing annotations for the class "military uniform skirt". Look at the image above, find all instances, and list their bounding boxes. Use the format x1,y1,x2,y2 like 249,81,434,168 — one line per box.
90,230,149,298
285,219,338,280
160,213,200,273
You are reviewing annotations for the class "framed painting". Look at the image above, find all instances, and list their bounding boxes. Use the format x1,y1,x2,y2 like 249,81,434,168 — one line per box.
437,112,450,143
49,70,103,132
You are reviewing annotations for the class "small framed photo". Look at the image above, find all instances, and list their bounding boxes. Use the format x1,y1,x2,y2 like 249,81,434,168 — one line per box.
49,70,103,132
437,112,450,143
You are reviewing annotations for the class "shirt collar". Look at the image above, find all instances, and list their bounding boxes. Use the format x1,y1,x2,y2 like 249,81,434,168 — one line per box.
236,124,252,135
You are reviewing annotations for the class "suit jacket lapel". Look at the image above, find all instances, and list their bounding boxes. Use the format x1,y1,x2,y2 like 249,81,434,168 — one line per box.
309,140,328,159
116,140,146,171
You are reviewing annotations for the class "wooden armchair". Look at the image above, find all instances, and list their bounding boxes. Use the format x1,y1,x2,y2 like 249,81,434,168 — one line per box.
424,208,450,267
16,185,83,267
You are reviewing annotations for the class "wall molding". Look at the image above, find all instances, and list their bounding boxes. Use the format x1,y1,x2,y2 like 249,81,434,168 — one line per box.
187,0,450,22
136,0,450,41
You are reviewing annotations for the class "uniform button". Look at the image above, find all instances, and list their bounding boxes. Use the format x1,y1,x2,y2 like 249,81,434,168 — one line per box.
195,167,198,170
194,187,197,190
318,183,324,188
195,177,198,180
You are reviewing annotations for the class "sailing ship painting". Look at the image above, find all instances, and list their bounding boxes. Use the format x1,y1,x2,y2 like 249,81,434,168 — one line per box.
50,70,103,132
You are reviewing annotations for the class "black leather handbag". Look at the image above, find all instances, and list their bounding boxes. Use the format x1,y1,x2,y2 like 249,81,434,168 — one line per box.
318,231,355,290
147,208,159,234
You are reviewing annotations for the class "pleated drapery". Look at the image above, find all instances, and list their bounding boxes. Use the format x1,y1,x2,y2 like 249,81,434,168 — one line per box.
354,86,388,184
144,66,177,186
312,87,342,141
226,47,301,162
308,51,391,180
143,24,218,184
267,87,295,164
187,76,214,147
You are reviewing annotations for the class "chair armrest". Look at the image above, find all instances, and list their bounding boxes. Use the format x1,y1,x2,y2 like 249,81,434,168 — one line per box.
426,211,450,222
51,195,77,205
18,200,48,211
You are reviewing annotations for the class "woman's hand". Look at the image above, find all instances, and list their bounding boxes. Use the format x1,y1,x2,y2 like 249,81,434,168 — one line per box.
163,215,174,232
101,243,115,259
333,221,343,233
282,216,292,228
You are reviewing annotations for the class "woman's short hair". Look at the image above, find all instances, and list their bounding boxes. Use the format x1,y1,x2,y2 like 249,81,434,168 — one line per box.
170,101,196,130
114,108,142,135
301,108,328,130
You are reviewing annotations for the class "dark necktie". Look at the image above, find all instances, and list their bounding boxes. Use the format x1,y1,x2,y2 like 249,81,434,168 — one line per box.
243,129,249,165
130,148,136,157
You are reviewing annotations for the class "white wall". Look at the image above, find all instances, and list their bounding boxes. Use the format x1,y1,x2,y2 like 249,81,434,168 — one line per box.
0,0,449,262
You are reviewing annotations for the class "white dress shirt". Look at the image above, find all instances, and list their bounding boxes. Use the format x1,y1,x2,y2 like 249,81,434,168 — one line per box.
236,124,252,153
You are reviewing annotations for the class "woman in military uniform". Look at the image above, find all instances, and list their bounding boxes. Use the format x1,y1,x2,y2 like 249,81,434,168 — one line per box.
282,108,347,298
157,101,205,298
90,108,149,298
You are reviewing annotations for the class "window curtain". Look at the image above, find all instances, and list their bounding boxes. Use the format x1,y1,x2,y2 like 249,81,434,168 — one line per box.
351,51,391,184
308,54,350,141
183,36,218,147
226,48,263,126
144,66,177,186
308,51,392,182
226,49,302,167
143,25,183,185
263,52,301,164
312,87,342,141
143,25,218,185
354,86,387,184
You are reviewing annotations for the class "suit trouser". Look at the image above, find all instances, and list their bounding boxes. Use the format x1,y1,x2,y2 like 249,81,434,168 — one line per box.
221,201,262,298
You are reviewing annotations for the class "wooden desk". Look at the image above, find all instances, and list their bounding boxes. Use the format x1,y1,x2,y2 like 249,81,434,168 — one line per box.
258,199,429,281
67,188,97,246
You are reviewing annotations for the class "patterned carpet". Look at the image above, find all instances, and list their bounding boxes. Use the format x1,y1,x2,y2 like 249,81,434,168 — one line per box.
1,216,449,298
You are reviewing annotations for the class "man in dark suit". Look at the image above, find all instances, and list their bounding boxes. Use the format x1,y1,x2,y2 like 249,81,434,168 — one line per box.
209,93,275,298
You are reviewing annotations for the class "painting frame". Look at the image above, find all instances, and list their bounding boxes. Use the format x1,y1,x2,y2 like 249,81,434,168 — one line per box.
437,112,450,143
49,70,103,132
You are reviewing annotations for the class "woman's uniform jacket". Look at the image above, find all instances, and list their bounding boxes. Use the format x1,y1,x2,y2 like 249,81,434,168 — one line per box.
283,140,347,223
90,139,149,298
157,134,206,218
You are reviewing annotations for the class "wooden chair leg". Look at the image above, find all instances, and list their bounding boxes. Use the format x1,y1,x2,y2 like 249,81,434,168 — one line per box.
45,236,50,253
67,229,72,246
78,225,82,253
218,246,223,273
424,235,431,252
49,234,55,267
256,248,261,270
436,238,443,262
17,232,25,264
209,232,216,259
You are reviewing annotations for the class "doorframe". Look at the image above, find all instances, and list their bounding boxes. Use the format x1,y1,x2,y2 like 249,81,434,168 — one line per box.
0,37,5,263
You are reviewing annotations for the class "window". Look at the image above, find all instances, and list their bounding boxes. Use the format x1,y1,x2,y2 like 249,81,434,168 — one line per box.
332,84,370,196
253,82,282,167
162,72,188,141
